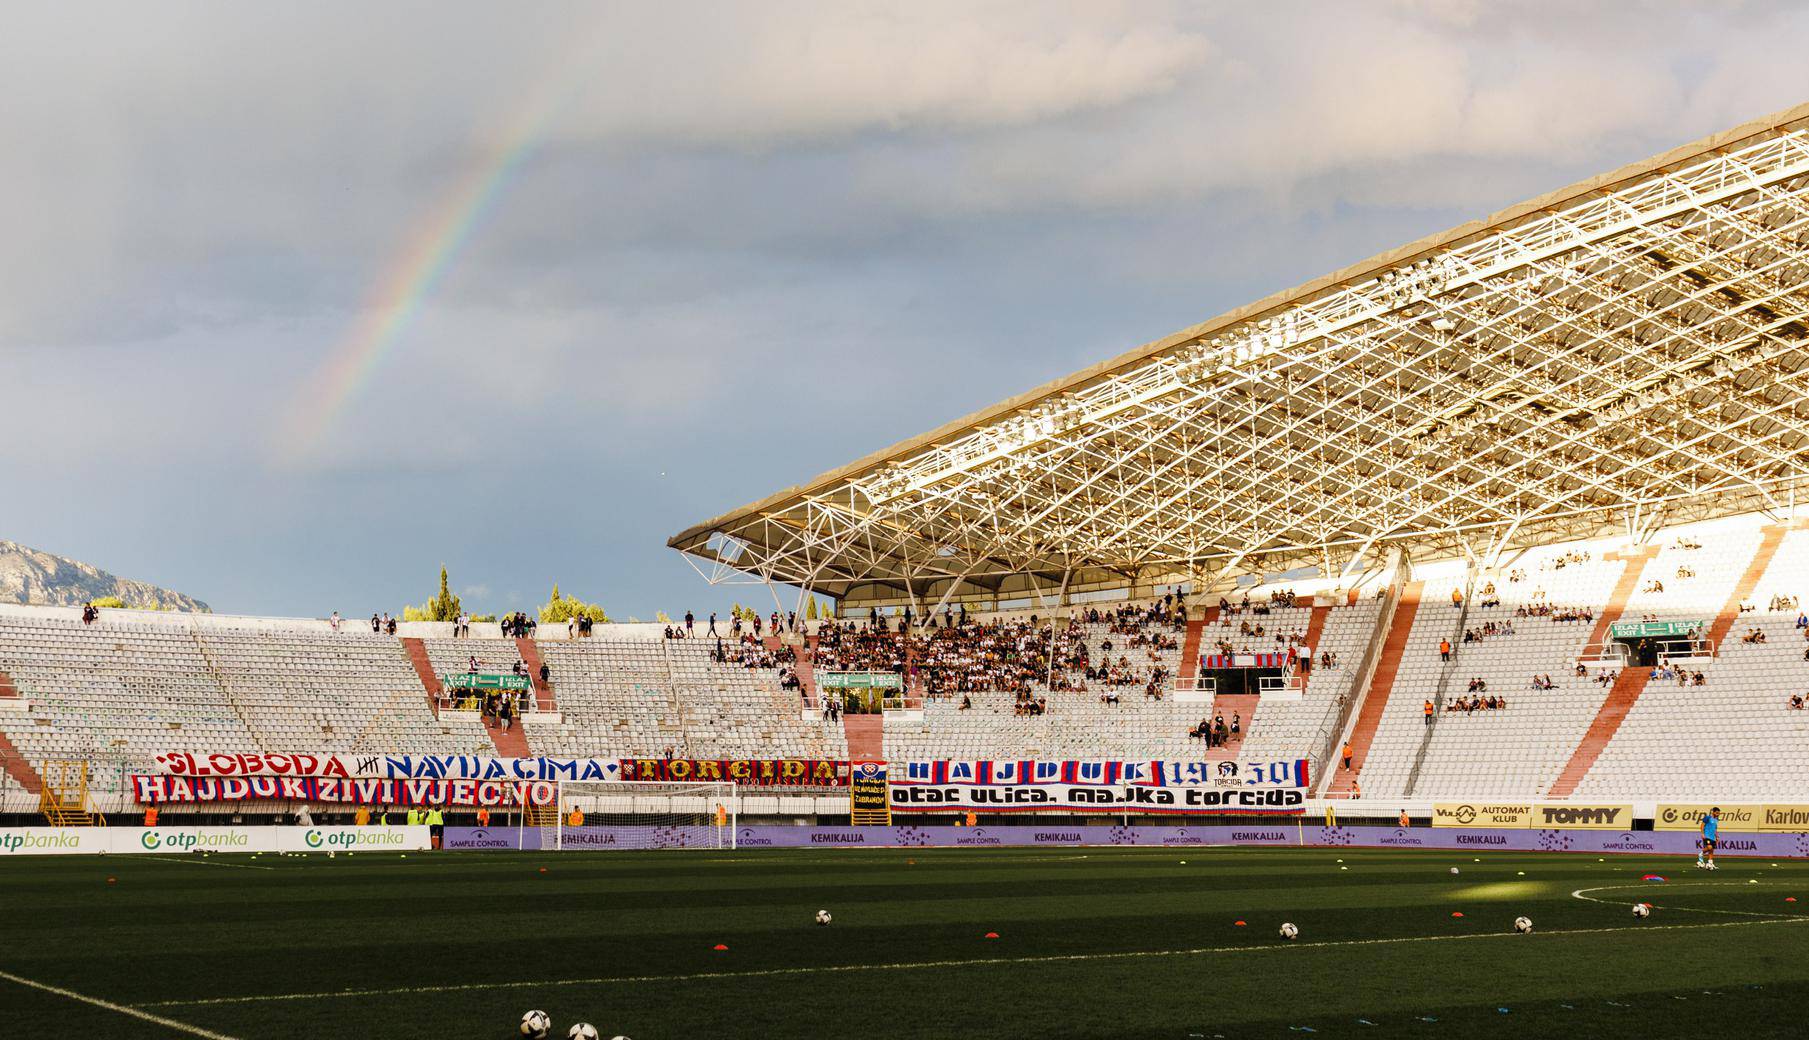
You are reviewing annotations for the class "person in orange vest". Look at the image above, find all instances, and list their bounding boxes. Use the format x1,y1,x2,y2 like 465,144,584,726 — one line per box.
1351,778,1362,800
143,805,159,827
1341,741,1353,770
714,803,728,828
353,805,371,826
964,811,978,828
566,805,585,828
1451,588,1462,608
475,806,491,828
1438,638,1452,662
1424,699,1434,724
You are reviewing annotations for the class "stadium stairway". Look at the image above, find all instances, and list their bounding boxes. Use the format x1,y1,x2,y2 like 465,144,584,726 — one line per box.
0,726,44,796
0,667,18,701
843,713,884,762
1302,604,1330,658
1549,527,1787,796
1328,580,1423,795
1203,691,1259,763
400,638,445,716
514,637,557,711
1177,615,1208,687
794,639,819,708
1581,544,1663,650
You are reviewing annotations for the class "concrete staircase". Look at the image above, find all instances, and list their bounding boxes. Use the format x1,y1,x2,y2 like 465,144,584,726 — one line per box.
1328,581,1424,795
1549,526,1788,796
514,637,557,712
843,713,885,761
1202,693,1260,762
1302,605,1331,658
0,667,20,701
400,638,444,717
0,727,44,795
1581,544,1662,650
1177,617,1207,686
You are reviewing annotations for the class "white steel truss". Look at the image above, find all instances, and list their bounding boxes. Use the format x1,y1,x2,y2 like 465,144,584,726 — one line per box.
671,103,1809,607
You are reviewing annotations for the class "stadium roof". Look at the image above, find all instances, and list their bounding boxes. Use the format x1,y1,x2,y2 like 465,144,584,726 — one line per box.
673,101,1809,608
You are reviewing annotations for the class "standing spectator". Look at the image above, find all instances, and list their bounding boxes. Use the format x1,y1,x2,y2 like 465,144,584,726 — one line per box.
685,610,695,637
1341,741,1353,769
370,613,381,633
1438,638,1451,662
329,611,341,632
1423,699,1434,724
708,612,719,637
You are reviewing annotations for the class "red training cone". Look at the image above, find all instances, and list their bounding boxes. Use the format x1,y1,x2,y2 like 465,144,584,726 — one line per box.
1451,911,1464,918
1233,920,1246,927
983,932,999,939
713,943,729,951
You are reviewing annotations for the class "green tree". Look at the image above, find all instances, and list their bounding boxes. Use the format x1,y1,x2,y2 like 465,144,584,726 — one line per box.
90,596,128,609
538,582,610,624
404,566,463,622
806,598,818,621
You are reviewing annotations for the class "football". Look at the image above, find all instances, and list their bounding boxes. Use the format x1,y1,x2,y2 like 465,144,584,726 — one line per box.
816,909,833,925
1449,867,1459,874
1513,916,1533,933
1278,922,1299,940
568,1025,600,1040
1632,903,1652,918
519,1010,551,1038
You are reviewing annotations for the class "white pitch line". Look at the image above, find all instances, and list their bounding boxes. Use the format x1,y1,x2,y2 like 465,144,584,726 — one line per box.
0,969,242,1040
137,855,277,872
1570,880,1795,918
142,914,1808,1010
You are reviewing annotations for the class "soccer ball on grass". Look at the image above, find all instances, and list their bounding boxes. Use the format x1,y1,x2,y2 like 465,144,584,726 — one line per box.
568,1024,600,1040
1513,916,1532,934
519,1010,551,1038
1278,922,1299,940
816,909,833,926
1632,903,1651,918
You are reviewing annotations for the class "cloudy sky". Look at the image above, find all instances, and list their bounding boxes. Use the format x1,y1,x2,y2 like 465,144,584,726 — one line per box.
3,1,1807,620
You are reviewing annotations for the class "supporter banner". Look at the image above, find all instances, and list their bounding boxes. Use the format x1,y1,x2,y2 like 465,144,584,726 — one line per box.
890,783,1305,815
1533,804,1635,829
897,759,1309,789
1655,804,1761,832
151,753,622,782
132,775,559,807
1431,803,1533,828
850,761,891,825
618,759,849,786
1760,804,1809,832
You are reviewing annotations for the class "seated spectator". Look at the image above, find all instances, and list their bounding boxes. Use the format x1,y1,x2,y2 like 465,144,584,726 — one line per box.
1789,694,1804,710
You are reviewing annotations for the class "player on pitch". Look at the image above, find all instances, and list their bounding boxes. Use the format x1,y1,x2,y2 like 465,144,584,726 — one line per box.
1697,806,1719,870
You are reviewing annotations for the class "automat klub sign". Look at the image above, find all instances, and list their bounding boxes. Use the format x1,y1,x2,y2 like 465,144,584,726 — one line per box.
1535,804,1634,829
618,759,849,786
1432,804,1533,828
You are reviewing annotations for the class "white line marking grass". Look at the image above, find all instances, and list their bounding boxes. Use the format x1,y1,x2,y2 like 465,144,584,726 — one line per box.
143,914,1807,1010
138,855,277,872
1569,880,1796,918
0,969,242,1039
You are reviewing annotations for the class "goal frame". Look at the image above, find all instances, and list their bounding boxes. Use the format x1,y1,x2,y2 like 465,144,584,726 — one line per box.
544,779,738,851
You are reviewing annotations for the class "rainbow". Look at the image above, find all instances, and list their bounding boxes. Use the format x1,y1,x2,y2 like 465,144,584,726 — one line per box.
272,97,559,461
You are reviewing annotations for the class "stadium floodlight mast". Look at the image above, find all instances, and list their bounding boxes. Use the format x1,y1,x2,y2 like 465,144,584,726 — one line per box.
671,102,1809,612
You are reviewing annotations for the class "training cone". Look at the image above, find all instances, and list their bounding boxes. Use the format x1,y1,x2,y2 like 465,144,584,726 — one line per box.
539,867,548,873
1452,911,1465,918
1234,920,1246,927
984,932,1000,939
1787,897,1797,903
713,943,728,951
106,877,116,884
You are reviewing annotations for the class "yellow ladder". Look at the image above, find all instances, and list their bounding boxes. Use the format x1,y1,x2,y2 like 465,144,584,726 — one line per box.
40,761,97,827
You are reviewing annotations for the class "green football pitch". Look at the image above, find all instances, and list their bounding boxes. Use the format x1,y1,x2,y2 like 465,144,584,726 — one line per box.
2,846,1807,1039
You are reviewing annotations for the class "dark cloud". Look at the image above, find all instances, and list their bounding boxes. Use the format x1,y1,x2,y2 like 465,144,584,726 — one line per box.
3,1,1807,616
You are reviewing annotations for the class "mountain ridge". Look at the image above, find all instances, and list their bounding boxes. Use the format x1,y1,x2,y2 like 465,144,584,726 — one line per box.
0,540,210,612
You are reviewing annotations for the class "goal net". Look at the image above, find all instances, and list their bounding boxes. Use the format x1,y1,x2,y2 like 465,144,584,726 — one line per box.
542,781,737,851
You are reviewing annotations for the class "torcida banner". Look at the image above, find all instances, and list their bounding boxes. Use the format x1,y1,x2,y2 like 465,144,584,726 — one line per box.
132,775,560,807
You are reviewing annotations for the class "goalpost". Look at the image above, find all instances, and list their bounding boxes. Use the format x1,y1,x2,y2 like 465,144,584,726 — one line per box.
544,781,737,851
